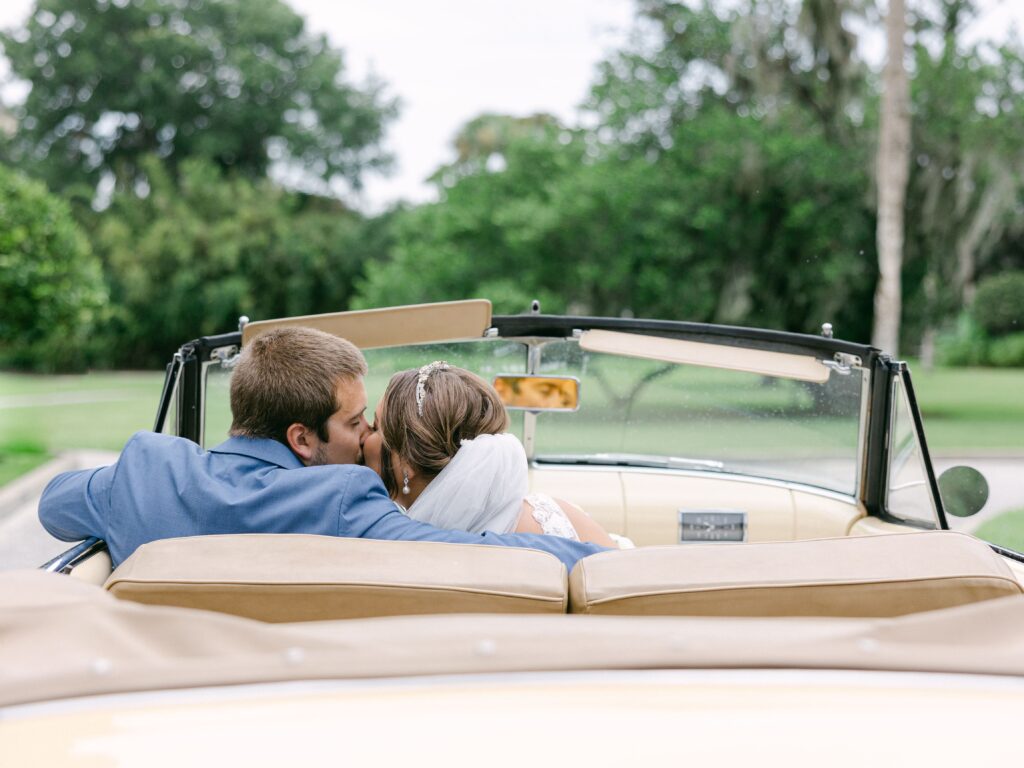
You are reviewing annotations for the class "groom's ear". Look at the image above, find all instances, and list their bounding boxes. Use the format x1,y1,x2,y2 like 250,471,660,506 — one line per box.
285,422,316,464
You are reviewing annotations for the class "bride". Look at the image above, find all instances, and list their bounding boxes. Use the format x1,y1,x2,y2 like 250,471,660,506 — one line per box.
362,361,620,548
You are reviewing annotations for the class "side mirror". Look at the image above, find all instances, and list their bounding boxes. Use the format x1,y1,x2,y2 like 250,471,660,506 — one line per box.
937,465,989,518
492,375,580,412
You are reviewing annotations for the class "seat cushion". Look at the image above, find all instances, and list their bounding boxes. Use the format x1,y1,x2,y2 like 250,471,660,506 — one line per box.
568,531,1023,617
105,534,567,621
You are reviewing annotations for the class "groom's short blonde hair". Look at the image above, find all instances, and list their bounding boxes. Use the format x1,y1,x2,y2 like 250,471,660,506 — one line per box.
379,365,508,480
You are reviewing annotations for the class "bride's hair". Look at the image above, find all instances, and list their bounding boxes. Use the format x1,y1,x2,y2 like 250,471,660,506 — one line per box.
379,365,508,483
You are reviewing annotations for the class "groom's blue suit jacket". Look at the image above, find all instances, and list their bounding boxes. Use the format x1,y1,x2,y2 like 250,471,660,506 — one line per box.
39,431,606,568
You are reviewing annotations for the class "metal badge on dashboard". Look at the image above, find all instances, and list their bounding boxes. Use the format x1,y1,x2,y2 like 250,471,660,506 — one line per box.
678,510,747,543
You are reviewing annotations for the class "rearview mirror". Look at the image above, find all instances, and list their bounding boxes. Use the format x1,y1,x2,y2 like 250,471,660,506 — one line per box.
937,465,989,518
493,375,580,412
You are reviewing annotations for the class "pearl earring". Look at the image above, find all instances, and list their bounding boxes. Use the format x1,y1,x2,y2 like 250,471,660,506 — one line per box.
402,473,410,495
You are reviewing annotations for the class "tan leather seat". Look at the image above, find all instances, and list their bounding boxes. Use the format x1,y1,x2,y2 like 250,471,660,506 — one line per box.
105,534,568,622
569,531,1023,617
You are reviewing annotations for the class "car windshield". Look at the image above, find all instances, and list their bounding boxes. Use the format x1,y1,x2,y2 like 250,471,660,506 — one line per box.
528,338,863,496
204,335,865,497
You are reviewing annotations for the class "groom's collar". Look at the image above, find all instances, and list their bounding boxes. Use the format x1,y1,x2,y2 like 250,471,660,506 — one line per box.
210,436,304,469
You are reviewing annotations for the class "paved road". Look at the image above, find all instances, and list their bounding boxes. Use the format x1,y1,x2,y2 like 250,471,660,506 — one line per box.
0,390,147,409
0,451,119,570
1,453,1021,571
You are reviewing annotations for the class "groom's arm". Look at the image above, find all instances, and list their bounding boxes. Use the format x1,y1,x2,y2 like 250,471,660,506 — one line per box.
39,465,115,543
337,467,609,569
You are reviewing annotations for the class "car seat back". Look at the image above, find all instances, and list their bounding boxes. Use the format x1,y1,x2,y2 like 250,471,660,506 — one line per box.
105,534,568,621
568,531,1023,617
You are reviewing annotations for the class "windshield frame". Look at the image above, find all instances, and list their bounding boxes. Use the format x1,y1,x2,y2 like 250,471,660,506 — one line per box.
493,314,880,503
500,332,869,500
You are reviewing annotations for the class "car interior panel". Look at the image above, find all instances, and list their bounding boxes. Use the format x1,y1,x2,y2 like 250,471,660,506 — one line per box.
619,471,796,545
848,516,931,536
526,467,626,538
791,492,866,539
1004,557,1024,583
67,549,112,585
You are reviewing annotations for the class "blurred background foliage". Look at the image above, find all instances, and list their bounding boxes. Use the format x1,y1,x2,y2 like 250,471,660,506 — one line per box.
0,0,1022,370
0,162,105,370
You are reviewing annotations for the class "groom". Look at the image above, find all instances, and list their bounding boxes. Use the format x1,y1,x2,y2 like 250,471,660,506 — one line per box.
38,327,608,569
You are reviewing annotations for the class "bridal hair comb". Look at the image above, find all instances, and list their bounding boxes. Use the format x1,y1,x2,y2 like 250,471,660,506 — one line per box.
416,361,450,416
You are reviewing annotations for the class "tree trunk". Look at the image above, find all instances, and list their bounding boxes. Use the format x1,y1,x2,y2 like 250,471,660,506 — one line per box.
872,0,911,356
920,327,936,370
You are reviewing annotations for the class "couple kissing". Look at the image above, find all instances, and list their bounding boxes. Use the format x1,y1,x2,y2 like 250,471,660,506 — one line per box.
364,360,625,548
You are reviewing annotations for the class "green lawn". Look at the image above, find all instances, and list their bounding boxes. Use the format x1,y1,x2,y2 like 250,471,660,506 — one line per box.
908,363,1024,454
0,371,166,474
0,446,50,487
1,361,1022,480
975,508,1024,553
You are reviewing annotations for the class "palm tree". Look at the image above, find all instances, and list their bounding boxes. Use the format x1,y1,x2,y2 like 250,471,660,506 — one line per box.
873,0,910,355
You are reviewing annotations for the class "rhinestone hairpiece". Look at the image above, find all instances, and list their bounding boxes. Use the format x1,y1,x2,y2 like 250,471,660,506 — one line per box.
415,360,450,416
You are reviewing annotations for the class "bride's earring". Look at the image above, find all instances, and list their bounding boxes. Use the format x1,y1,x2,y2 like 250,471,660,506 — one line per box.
402,472,410,495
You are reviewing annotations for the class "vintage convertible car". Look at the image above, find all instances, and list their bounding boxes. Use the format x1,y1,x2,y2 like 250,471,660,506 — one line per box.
4,299,1023,763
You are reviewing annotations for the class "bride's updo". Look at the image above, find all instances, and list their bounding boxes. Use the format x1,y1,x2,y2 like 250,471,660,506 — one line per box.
379,364,508,481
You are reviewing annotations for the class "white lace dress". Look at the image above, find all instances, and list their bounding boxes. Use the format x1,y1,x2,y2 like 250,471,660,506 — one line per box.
524,493,580,541
524,493,636,548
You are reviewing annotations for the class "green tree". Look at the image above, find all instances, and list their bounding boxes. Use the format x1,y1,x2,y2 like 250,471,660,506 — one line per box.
902,0,1024,355
572,107,875,336
575,0,877,337
0,163,106,370
357,1,877,339
355,116,577,315
586,0,868,150
970,271,1024,337
0,0,397,192
434,112,563,183
91,156,386,367
357,105,876,340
